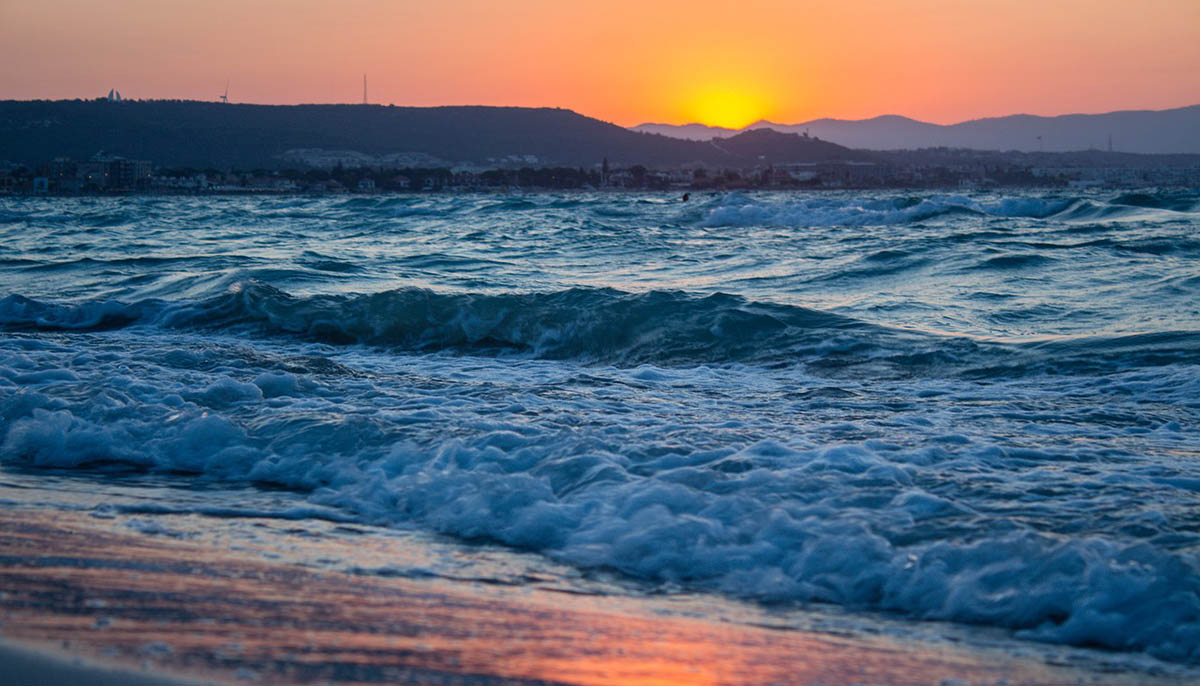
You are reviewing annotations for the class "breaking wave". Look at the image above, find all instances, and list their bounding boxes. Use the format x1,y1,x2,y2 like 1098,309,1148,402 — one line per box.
700,191,1200,227
2,332,1199,662
3,285,1197,375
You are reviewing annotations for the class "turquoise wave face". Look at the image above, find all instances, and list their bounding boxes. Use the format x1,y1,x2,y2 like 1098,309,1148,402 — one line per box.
2,190,1198,339
1,190,1199,663
3,286,1198,377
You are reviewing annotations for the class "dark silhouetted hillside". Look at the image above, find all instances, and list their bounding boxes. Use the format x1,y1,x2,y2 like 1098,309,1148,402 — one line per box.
0,100,866,169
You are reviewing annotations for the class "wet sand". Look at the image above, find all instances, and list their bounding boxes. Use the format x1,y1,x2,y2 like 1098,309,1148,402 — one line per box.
0,639,203,686
0,507,1191,686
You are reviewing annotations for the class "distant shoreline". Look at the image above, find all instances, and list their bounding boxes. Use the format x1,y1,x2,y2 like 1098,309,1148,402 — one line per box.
0,184,1193,199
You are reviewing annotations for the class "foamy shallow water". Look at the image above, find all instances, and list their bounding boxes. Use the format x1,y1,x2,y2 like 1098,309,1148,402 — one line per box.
2,190,1199,665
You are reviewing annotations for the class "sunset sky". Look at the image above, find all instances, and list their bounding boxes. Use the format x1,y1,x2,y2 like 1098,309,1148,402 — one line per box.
3,0,1198,128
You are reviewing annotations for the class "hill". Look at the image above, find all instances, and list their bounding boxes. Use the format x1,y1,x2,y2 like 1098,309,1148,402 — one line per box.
0,100,866,170
714,128,875,163
633,105,1200,154
632,122,741,140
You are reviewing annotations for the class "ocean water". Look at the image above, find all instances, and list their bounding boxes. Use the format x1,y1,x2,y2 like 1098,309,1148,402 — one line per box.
2,190,1199,665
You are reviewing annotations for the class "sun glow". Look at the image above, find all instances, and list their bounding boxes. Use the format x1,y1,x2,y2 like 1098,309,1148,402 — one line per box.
685,84,772,129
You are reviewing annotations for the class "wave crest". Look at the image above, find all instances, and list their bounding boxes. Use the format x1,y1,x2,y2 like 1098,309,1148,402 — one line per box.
1,286,873,365
4,286,1197,374
699,191,1199,228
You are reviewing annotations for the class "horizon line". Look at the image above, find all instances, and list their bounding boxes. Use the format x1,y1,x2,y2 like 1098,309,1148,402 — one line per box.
4,97,1199,130
634,102,1200,130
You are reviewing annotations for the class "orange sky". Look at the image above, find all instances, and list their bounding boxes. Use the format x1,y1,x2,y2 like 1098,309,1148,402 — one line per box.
2,0,1198,127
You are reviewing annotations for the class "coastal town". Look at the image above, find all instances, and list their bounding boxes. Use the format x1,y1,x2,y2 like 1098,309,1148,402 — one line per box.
4,147,1200,195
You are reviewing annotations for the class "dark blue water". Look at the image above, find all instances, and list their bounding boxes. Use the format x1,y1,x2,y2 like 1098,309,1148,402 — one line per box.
2,190,1199,663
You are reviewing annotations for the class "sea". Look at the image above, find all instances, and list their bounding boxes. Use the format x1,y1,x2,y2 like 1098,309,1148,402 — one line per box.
1,190,1198,668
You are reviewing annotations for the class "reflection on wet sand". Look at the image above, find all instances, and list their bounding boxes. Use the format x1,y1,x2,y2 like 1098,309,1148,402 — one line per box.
0,508,1183,686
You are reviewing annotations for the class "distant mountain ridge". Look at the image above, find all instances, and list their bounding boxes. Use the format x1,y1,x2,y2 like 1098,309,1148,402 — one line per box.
0,100,865,169
633,106,1200,154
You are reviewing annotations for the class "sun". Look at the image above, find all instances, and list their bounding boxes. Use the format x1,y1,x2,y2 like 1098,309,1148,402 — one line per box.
685,84,770,129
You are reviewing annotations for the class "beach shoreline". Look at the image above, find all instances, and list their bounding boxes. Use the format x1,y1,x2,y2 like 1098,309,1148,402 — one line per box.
0,504,1193,686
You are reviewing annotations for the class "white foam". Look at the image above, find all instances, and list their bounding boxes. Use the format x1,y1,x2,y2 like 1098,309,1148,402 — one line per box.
4,330,1197,660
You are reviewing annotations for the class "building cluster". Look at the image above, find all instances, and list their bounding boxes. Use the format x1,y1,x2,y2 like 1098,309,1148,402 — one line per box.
3,150,1200,196
23,153,153,193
